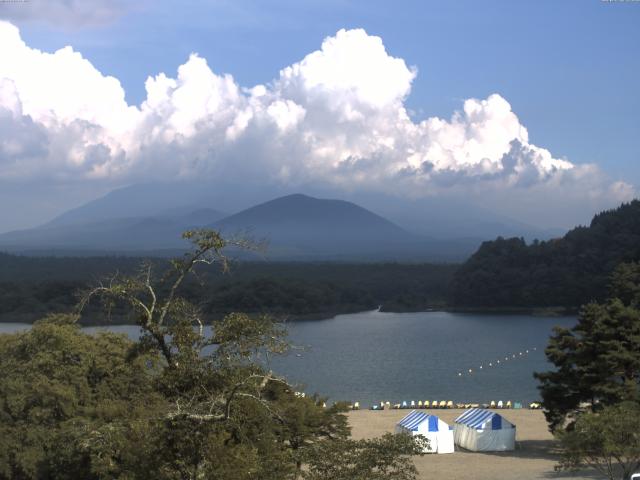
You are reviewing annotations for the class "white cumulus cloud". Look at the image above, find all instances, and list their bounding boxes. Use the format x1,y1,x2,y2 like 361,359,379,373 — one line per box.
0,21,634,214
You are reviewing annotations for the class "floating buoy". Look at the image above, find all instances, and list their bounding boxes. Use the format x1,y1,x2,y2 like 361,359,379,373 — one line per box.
456,346,540,378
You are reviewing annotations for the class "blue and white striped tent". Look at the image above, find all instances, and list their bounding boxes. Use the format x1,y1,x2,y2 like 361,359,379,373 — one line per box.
395,410,454,454
453,408,515,451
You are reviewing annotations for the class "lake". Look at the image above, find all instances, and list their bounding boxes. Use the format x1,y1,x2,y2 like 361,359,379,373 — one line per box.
0,310,575,407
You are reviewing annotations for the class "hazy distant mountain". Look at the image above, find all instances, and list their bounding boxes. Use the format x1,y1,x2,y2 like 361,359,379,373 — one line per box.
43,181,285,228
1,178,561,260
45,183,225,227
0,191,480,260
337,192,565,241
0,208,226,253
211,193,416,257
208,194,480,260
39,181,563,240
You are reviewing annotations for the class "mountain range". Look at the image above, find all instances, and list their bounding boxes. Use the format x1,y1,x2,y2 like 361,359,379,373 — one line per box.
0,191,483,260
0,182,565,260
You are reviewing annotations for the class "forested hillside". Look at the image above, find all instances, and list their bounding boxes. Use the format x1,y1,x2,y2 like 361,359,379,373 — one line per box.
451,200,640,308
0,255,456,323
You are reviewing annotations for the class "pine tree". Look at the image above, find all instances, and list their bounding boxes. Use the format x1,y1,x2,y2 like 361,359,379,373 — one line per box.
535,262,640,430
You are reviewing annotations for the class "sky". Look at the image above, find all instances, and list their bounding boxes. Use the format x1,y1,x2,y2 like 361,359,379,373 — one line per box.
0,0,639,233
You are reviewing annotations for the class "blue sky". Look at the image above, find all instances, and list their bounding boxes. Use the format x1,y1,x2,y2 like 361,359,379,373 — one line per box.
0,0,638,231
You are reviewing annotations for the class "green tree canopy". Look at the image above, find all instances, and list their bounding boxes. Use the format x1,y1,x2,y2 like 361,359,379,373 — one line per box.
0,313,164,479
557,402,640,480
451,201,640,309
535,262,640,430
301,433,427,480
0,230,424,480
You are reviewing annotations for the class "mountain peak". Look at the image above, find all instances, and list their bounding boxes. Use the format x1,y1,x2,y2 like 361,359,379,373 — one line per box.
279,193,313,200
213,193,404,231
206,193,427,258
0,188,481,260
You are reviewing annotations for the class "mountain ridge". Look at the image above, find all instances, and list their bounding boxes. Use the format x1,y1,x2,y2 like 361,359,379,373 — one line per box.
0,192,479,261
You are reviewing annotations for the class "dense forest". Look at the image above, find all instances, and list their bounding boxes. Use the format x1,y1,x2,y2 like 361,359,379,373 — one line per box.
3,200,640,321
451,200,640,308
0,254,456,323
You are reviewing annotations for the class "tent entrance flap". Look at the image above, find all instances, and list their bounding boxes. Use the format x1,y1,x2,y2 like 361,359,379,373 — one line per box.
428,415,438,432
491,415,501,430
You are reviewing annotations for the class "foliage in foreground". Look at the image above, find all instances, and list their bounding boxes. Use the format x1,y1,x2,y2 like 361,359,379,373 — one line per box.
557,402,640,480
302,432,427,480
536,262,640,480
535,262,640,431
0,314,164,480
0,230,424,480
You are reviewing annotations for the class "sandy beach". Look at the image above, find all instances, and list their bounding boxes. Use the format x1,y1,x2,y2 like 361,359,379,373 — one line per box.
347,409,600,480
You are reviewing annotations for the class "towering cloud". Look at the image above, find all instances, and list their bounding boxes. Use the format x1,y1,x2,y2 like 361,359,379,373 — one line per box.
0,21,633,221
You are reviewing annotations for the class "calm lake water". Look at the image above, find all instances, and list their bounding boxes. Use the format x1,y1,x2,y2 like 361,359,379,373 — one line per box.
0,310,575,407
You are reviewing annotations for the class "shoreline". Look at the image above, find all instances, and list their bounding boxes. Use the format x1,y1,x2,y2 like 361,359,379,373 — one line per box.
0,305,577,326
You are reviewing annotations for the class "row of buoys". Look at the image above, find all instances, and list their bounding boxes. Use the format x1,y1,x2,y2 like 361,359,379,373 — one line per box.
457,347,538,377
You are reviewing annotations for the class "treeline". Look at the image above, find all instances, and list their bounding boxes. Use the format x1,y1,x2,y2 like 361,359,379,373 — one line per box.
4,199,640,319
0,253,148,321
202,263,456,317
451,200,640,308
0,255,457,323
